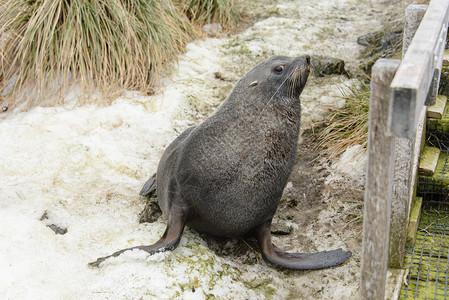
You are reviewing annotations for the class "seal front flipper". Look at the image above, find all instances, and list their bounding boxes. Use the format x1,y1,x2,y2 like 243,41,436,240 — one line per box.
140,173,157,197
254,220,351,270
88,205,188,268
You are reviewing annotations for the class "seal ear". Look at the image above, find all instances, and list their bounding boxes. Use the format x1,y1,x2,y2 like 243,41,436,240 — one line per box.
249,81,258,87
254,220,351,270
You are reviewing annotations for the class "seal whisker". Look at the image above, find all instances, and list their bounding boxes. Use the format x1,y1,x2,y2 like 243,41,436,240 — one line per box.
288,70,298,98
261,70,295,113
289,69,303,98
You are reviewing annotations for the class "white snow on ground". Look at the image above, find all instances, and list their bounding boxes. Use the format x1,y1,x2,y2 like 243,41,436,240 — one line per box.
327,144,368,187
0,0,412,299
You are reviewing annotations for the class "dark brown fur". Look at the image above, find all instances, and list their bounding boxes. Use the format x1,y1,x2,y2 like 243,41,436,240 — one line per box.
89,56,351,269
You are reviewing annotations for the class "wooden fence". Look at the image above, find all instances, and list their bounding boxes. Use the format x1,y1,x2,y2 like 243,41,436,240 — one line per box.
360,0,449,299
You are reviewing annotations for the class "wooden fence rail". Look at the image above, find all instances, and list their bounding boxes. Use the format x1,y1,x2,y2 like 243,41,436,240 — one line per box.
390,0,449,138
360,0,449,299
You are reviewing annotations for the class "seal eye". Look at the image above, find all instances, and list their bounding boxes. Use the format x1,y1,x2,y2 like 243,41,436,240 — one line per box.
274,65,285,74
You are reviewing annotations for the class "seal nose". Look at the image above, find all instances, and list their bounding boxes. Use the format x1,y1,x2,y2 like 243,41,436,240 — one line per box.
304,55,310,65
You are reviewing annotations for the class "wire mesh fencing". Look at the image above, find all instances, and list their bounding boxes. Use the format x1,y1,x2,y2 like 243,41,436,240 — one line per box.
400,114,449,299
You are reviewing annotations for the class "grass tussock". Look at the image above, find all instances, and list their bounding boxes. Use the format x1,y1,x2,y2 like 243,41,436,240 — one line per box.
0,0,238,109
182,0,239,27
315,82,370,160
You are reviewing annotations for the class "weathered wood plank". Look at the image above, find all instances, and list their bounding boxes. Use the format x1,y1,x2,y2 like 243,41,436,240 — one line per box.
389,136,415,268
444,49,449,65
384,269,406,300
432,151,449,186
389,0,449,138
418,146,441,176
388,107,426,269
427,95,447,119
360,59,400,300
402,5,428,57
387,4,427,270
406,196,423,247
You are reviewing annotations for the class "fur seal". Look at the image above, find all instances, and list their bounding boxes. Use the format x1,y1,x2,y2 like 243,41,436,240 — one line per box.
89,55,352,269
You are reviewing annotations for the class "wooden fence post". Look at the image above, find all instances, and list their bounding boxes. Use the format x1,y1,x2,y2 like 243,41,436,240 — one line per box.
360,59,400,300
388,4,427,269
402,5,428,57
361,0,449,297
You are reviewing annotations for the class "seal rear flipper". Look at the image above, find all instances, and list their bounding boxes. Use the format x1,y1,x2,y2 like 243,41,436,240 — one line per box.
254,220,351,270
140,173,157,197
88,205,187,268
267,247,352,270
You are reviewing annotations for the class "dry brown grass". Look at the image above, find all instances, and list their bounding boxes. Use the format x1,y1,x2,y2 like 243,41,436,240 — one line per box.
182,0,239,27
0,0,238,110
315,82,370,160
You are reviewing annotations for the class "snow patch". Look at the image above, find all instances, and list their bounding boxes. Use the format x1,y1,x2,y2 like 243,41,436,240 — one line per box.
327,144,367,187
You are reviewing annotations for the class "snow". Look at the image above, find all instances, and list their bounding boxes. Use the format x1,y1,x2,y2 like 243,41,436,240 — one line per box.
327,144,368,187
1,0,411,298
